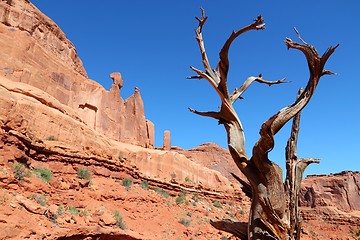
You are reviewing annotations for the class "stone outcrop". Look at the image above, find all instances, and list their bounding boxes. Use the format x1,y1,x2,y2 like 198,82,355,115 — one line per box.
163,130,171,151
0,0,87,77
0,0,153,147
0,75,238,193
174,143,245,184
299,171,360,211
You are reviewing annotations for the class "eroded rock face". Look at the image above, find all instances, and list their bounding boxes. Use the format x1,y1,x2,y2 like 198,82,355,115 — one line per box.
163,130,171,151
0,0,87,77
0,75,237,193
174,143,246,184
299,171,360,211
0,0,153,147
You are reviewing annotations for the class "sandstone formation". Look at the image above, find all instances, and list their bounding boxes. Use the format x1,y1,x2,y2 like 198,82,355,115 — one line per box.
0,72,246,239
174,143,245,184
163,130,171,151
0,75,237,193
0,0,153,148
299,171,360,211
0,0,359,239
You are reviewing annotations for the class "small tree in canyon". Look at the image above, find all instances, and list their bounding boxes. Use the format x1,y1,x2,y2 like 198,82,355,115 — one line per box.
188,9,338,239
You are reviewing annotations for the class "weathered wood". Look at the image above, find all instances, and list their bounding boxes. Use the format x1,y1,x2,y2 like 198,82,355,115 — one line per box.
188,8,337,239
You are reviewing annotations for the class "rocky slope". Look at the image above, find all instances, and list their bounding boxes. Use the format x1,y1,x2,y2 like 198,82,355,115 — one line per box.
173,143,246,185
0,0,359,239
0,129,250,240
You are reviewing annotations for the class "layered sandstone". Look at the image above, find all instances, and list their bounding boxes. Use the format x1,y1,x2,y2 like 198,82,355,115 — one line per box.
174,143,245,184
0,76,237,193
0,0,153,148
299,171,360,211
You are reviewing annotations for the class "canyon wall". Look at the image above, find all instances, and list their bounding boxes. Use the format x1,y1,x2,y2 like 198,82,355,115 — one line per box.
0,0,153,148
299,171,360,211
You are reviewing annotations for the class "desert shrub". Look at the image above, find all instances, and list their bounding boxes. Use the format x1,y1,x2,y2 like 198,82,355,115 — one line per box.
117,153,123,159
122,178,133,191
153,187,170,198
213,200,222,208
238,207,245,215
33,168,53,183
68,206,79,215
48,212,58,223
79,208,91,216
140,180,149,190
47,135,56,141
179,218,191,227
30,193,47,206
221,236,230,240
77,168,91,180
228,211,235,218
13,163,30,181
356,229,360,237
175,191,187,205
170,172,176,179
114,210,126,229
58,204,65,215
192,192,199,203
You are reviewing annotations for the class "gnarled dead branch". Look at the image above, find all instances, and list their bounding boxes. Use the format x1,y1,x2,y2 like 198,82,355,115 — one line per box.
188,8,337,239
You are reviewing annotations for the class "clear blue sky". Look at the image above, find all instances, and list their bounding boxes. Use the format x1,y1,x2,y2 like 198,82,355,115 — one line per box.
30,0,359,176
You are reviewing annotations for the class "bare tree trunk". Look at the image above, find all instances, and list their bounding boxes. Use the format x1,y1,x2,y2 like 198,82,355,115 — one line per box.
188,8,338,239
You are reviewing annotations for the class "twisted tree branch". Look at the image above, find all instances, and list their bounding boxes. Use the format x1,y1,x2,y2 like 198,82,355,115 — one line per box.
253,36,338,169
230,75,288,104
217,16,265,100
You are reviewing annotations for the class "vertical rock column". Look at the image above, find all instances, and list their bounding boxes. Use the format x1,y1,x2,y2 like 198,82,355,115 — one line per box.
163,130,171,150
146,120,155,149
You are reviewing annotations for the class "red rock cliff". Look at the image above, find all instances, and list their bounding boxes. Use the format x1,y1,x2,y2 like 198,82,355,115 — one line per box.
299,171,360,211
0,0,153,148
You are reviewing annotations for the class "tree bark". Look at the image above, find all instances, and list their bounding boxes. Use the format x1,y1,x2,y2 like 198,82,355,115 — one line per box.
188,9,338,239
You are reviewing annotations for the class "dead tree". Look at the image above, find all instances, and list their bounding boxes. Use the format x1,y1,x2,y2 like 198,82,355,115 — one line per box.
188,9,338,239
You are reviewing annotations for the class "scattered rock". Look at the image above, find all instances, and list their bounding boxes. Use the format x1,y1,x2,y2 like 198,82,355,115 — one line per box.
16,195,46,215
100,212,116,226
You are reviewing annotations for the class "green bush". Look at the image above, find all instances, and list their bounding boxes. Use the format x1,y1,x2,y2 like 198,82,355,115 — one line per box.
58,204,65,216
238,207,245,215
192,192,199,202
140,180,149,190
175,191,187,205
179,218,191,227
122,178,133,191
114,210,126,229
46,135,56,141
30,194,47,206
213,200,222,208
33,168,53,183
221,236,230,240
68,206,79,215
77,168,91,180
153,187,170,198
13,163,30,181
79,209,91,216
